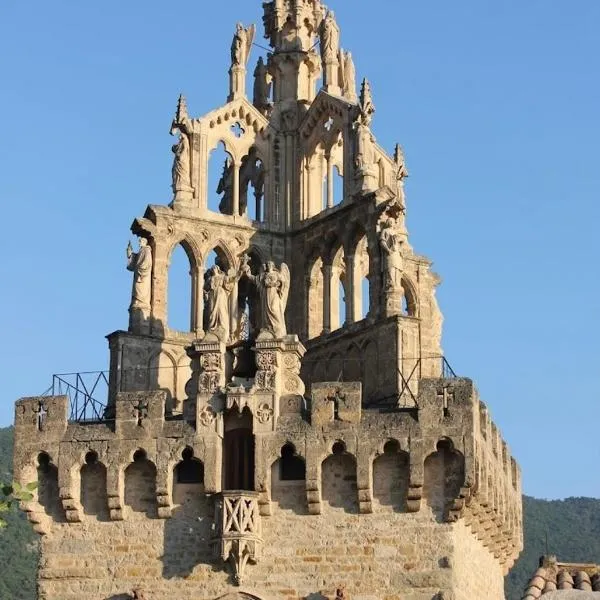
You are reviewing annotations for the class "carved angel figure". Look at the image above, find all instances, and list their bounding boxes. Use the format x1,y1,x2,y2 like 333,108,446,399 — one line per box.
204,265,237,342
231,23,256,68
126,237,152,311
242,261,290,338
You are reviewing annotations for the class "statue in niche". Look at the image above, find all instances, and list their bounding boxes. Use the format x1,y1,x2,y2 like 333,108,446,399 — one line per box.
170,95,192,194
253,56,272,112
320,11,340,64
217,157,234,214
339,50,356,100
204,265,237,343
379,219,404,291
231,23,256,68
126,237,152,312
241,261,290,339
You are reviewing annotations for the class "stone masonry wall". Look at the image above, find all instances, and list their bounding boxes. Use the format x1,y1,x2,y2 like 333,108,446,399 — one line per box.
37,497,505,600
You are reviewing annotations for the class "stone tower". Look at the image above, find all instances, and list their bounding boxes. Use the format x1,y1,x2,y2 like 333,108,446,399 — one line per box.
13,2,523,599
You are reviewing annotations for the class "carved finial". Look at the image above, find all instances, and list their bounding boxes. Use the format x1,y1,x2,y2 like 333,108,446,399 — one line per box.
359,78,375,124
175,94,188,124
394,143,409,180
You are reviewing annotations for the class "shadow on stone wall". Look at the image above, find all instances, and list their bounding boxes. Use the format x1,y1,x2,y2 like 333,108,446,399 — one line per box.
162,492,214,578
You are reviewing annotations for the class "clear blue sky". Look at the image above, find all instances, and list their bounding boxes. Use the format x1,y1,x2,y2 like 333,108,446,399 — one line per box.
1,0,599,500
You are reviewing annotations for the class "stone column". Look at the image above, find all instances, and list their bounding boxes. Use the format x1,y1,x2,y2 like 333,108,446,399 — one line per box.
233,160,241,216
321,263,333,334
326,152,334,209
193,265,205,337
346,254,362,323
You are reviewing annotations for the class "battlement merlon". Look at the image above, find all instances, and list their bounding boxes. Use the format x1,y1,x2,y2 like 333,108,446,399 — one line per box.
12,377,522,571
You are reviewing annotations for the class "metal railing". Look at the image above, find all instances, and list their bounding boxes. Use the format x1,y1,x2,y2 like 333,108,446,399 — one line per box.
302,355,458,408
42,371,109,423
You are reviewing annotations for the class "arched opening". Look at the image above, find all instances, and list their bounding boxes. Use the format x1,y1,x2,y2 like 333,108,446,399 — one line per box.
167,243,194,332
223,408,254,491
321,441,358,513
279,443,306,481
173,447,205,506
352,233,370,322
361,277,370,319
37,452,63,520
372,441,409,512
401,277,418,317
271,443,306,512
240,147,265,222
423,439,465,522
208,141,235,214
80,451,108,519
124,449,158,518
331,161,344,206
337,277,346,328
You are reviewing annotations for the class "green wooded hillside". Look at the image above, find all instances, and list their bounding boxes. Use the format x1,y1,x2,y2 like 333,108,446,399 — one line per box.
0,426,597,600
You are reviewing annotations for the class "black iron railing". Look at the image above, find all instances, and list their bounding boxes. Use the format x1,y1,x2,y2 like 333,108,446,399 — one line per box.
302,355,458,408
42,371,109,423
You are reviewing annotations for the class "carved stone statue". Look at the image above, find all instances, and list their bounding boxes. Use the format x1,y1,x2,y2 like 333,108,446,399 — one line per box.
354,118,375,172
242,261,290,338
126,237,152,312
204,265,237,343
231,23,256,68
170,95,192,196
253,56,271,112
320,11,340,64
339,50,356,100
379,219,404,291
217,158,234,214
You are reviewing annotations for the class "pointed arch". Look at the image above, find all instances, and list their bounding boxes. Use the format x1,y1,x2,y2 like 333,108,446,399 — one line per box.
401,275,419,317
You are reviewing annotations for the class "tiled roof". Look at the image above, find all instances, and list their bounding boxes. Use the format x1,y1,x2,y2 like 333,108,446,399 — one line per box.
523,556,600,599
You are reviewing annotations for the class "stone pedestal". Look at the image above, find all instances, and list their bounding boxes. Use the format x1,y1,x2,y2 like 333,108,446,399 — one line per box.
172,184,194,207
383,287,404,317
228,65,246,101
253,335,306,398
356,164,379,194
128,305,151,336
185,339,227,423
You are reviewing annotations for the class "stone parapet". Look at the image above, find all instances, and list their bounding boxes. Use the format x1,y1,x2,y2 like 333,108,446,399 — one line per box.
13,376,522,578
